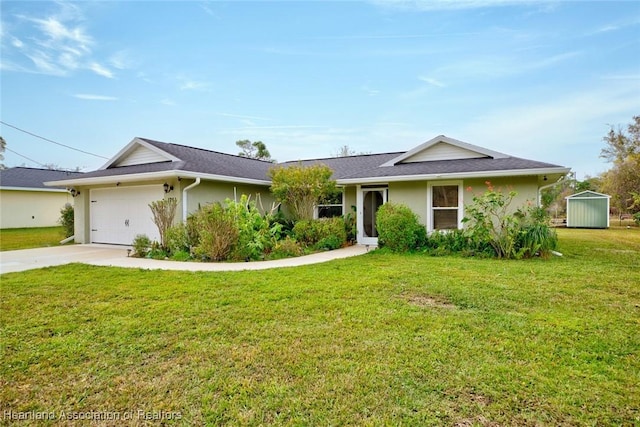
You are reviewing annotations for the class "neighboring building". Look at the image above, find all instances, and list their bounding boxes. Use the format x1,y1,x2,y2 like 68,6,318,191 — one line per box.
566,190,611,229
47,135,570,246
0,167,83,229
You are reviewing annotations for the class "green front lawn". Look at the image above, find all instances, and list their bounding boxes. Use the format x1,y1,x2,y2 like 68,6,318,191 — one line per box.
1,228,638,425
0,226,67,251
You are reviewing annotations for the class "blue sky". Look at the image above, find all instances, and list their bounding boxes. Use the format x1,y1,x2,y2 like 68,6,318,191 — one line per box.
1,1,639,179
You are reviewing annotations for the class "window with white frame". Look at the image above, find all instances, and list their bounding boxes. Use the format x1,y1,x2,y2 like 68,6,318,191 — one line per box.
316,190,344,218
428,182,463,231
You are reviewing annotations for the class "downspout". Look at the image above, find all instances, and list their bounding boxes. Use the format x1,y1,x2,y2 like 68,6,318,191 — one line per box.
538,174,567,207
182,177,201,221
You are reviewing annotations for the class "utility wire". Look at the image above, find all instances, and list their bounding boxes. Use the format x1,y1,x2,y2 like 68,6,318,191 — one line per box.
0,120,109,159
5,147,47,168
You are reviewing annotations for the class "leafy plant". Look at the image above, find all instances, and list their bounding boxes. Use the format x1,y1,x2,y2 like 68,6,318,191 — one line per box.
293,218,346,249
463,184,558,259
131,234,151,257
463,182,522,259
149,197,178,250
269,163,337,220
226,195,275,261
58,203,74,238
376,202,426,252
344,205,358,244
192,202,239,261
269,236,304,259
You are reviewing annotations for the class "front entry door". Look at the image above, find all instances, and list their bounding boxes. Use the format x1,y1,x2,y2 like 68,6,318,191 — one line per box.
358,187,387,245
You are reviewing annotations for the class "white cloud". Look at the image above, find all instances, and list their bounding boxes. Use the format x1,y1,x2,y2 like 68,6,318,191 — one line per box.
11,37,24,48
109,50,135,70
419,76,446,88
73,93,118,101
5,4,120,79
89,62,114,78
179,78,210,91
458,84,639,175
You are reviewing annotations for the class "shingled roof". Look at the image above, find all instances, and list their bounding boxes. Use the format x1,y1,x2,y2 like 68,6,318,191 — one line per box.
0,167,83,190
45,136,569,186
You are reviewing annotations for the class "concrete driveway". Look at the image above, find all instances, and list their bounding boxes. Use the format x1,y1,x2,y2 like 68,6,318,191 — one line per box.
0,244,369,274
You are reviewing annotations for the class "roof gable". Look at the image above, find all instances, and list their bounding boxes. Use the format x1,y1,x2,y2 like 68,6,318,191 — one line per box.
381,135,508,167
566,190,610,199
100,137,180,170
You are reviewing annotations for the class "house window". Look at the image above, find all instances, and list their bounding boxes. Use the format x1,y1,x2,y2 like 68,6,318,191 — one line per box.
316,191,344,219
428,182,463,231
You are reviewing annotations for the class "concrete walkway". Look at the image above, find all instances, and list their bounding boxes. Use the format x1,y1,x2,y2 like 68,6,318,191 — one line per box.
0,244,370,274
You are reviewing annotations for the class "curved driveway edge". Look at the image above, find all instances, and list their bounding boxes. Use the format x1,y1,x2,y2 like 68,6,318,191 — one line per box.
0,244,370,274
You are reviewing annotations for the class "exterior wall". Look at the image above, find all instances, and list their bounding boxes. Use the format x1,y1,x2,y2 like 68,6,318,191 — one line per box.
343,185,357,216
388,181,428,225
567,198,609,228
380,176,539,229
184,180,274,215
463,177,539,211
0,189,73,229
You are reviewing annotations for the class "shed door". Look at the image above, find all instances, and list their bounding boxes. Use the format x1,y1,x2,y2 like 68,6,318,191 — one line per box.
90,186,163,245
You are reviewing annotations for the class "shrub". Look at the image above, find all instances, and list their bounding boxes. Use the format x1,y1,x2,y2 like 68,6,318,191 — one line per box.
192,202,239,261
132,234,151,257
376,202,426,252
269,163,337,220
463,184,558,259
147,240,169,260
634,212,640,226
424,229,474,256
344,205,357,244
170,250,191,262
516,207,558,259
58,203,74,238
293,218,346,249
149,197,178,251
463,183,521,259
226,195,276,261
269,236,304,259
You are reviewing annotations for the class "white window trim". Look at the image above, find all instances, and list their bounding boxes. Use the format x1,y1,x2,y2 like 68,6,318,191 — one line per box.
314,194,345,219
427,180,464,232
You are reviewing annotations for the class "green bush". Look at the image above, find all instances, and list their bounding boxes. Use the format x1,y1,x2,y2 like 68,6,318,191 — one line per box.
463,184,558,259
192,202,239,261
226,195,277,261
58,203,74,238
424,229,472,256
516,207,558,259
132,234,151,258
269,236,304,259
376,202,426,252
293,218,347,249
634,212,640,226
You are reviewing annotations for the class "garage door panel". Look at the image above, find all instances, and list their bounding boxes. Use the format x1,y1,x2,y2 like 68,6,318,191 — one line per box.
90,186,163,245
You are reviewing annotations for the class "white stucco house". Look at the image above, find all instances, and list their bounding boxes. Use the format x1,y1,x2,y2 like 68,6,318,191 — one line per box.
46,135,570,246
0,167,83,229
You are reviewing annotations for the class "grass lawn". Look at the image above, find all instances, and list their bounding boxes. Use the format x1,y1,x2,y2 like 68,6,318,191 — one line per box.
0,227,68,251
1,228,638,425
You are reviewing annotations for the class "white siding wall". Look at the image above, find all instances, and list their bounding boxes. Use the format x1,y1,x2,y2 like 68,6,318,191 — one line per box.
114,145,168,167
403,142,486,163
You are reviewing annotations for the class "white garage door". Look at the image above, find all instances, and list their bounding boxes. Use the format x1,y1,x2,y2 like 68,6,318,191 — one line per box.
90,186,164,245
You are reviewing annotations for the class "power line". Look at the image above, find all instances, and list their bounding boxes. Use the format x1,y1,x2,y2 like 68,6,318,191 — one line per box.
0,120,109,159
5,147,47,168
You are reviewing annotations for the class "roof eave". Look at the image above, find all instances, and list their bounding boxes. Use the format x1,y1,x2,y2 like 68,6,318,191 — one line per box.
45,170,271,187
0,186,69,193
336,167,571,185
